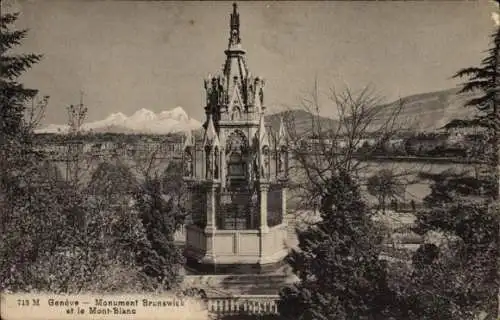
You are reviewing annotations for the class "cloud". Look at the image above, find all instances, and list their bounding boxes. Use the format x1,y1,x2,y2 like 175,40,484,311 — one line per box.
492,12,500,26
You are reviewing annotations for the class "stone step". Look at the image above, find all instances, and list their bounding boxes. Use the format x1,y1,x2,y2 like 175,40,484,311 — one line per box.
220,274,290,282
183,271,299,297
217,275,296,296
226,286,285,296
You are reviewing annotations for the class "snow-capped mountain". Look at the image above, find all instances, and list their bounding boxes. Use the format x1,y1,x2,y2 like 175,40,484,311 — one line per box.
35,107,201,134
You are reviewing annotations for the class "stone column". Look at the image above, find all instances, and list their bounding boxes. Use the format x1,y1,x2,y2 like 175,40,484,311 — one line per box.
281,183,287,226
259,181,269,233
201,146,205,180
205,181,218,232
221,147,226,189
258,181,269,263
183,180,193,225
203,181,218,265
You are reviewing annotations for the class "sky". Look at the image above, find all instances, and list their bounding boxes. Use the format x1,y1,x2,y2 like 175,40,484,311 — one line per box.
3,0,495,124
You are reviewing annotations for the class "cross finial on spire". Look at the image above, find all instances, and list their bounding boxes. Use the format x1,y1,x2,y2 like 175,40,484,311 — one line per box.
229,2,240,46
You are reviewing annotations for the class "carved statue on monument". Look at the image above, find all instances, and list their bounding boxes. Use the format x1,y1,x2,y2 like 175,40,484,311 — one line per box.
184,150,193,177
263,152,270,179
204,78,211,105
218,76,226,104
248,83,254,105
206,149,213,179
253,156,259,179
278,147,286,176
214,149,219,179
211,78,218,106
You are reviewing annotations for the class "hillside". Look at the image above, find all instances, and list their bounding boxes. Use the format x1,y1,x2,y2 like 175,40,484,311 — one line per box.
265,109,338,136
375,87,477,132
265,87,478,136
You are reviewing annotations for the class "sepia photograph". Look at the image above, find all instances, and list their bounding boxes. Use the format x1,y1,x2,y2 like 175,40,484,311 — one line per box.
0,0,499,319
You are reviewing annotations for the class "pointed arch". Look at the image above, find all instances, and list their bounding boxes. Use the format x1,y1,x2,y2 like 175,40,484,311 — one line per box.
226,129,247,153
230,106,242,120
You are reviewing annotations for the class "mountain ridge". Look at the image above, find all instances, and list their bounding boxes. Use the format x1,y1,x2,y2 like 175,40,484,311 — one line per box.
264,87,478,135
35,106,201,135
36,88,478,136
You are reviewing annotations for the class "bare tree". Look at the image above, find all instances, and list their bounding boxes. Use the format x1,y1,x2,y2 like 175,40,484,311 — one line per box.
367,168,406,214
284,82,419,221
23,94,49,133
64,92,91,188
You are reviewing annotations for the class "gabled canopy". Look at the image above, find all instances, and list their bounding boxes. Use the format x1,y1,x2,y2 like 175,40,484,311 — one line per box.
203,115,220,148
276,116,288,147
183,130,195,150
256,114,269,149
228,84,245,115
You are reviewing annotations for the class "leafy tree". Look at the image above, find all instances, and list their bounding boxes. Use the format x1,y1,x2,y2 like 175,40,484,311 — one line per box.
161,161,189,212
1,158,156,293
87,160,139,201
402,5,500,319
0,12,48,190
0,12,42,144
401,169,497,319
134,176,186,291
0,11,55,292
279,85,411,319
23,194,153,293
0,12,162,293
278,170,398,320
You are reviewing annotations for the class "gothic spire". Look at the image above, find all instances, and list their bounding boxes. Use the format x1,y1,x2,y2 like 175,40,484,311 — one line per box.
229,2,241,46
224,2,247,83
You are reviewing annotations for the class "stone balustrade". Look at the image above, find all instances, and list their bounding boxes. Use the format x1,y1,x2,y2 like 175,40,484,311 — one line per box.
206,295,279,315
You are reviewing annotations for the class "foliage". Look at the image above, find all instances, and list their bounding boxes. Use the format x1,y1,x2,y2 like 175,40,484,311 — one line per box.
133,176,186,291
33,132,184,145
87,160,139,199
400,11,500,320
161,161,189,210
278,170,398,320
0,13,186,295
452,27,500,133
402,170,497,319
1,160,159,293
0,13,42,143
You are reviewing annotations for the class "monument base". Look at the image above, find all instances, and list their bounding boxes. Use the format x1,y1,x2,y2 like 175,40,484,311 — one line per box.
185,255,287,275
184,223,290,275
